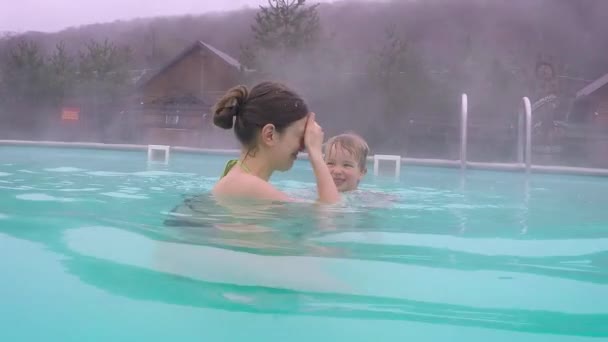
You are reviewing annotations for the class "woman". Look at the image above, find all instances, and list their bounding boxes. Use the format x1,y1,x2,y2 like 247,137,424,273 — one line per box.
212,81,340,204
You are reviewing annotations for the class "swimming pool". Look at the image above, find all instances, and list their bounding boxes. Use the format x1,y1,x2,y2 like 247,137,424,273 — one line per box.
1,145,607,341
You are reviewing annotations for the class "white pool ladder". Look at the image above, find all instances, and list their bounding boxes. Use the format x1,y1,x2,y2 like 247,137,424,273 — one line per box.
147,145,170,164
373,154,401,178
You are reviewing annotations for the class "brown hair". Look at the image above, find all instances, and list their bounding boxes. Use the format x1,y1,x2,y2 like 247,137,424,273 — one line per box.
324,132,370,171
212,81,309,148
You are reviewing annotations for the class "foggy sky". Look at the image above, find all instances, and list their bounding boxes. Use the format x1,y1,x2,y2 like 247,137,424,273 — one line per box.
0,0,345,33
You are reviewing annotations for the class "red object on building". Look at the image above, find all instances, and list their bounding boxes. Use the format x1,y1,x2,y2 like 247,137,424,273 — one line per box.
61,107,80,121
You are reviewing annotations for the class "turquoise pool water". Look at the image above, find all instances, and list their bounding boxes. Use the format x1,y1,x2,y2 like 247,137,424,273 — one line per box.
0,146,607,341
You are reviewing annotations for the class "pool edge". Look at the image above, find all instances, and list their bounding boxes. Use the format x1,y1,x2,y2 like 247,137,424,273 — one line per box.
2,139,608,177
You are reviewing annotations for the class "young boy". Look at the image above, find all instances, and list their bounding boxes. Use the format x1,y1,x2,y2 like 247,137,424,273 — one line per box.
323,132,370,192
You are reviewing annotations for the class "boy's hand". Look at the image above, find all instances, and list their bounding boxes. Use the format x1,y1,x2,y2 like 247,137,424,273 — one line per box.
304,112,324,154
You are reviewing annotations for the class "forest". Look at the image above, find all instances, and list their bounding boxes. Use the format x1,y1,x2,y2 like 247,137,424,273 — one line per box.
1,0,606,158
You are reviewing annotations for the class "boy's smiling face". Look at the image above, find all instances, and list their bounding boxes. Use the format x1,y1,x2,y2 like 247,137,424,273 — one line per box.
325,144,366,192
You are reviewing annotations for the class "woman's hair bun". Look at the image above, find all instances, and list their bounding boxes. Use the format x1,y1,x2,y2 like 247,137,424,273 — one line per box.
212,85,249,129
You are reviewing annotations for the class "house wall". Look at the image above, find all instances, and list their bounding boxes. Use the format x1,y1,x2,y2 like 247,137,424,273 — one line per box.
144,127,203,147
141,111,203,129
140,108,207,146
143,51,203,100
596,86,608,117
585,86,608,167
200,51,242,101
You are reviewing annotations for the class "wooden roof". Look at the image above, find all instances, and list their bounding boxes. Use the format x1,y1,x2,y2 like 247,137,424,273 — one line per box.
576,72,608,99
136,40,251,89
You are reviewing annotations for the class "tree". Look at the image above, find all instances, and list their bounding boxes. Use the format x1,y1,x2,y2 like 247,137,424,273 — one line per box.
368,27,432,117
0,39,80,109
1,39,47,105
242,0,321,71
46,42,76,106
78,39,132,88
365,26,450,153
0,39,68,135
238,43,258,71
76,38,133,115
76,39,133,141
252,0,320,50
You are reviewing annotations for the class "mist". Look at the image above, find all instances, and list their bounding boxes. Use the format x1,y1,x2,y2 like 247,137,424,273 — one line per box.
1,0,608,166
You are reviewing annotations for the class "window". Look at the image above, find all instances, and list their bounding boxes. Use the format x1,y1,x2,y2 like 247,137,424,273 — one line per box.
165,115,180,127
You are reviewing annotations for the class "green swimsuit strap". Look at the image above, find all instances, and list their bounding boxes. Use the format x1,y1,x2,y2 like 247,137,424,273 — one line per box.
221,159,238,179
221,159,252,179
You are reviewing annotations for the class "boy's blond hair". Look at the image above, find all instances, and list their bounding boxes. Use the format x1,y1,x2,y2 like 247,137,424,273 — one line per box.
324,132,370,171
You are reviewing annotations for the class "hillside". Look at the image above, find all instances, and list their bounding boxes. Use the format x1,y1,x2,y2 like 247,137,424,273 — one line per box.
2,0,607,77
1,0,607,157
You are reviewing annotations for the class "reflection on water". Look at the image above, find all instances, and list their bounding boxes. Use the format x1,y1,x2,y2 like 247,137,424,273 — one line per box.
61,225,608,337
162,191,402,255
1,148,608,339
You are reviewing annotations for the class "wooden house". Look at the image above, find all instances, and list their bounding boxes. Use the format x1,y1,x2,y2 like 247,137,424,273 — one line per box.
133,41,249,147
562,72,608,167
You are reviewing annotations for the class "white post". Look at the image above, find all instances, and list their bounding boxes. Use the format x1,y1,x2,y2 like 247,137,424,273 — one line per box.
373,157,379,176
395,160,401,179
460,93,468,170
148,145,170,164
373,155,401,178
521,177,530,235
522,97,532,172
517,104,524,164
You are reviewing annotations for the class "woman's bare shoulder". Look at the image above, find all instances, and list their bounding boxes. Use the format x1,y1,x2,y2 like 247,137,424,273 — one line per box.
213,172,255,195
213,173,291,202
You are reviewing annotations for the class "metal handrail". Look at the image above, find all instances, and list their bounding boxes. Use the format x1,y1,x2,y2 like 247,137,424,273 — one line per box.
460,93,468,170
522,97,532,172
